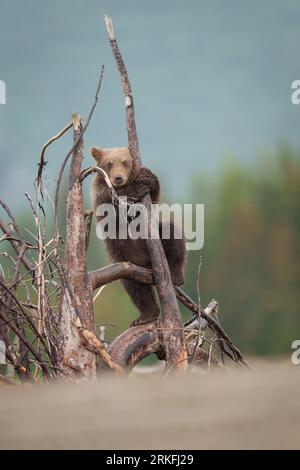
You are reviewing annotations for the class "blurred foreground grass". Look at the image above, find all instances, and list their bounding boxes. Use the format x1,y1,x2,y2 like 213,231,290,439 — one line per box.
0,361,299,450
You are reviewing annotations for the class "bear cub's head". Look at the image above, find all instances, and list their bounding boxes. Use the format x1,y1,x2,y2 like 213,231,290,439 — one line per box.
90,147,133,188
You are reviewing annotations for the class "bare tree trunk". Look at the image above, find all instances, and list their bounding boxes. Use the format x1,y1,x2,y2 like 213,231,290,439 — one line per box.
58,113,96,378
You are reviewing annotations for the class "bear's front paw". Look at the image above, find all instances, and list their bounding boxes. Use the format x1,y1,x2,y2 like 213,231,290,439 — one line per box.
136,167,157,187
130,314,158,327
171,271,185,286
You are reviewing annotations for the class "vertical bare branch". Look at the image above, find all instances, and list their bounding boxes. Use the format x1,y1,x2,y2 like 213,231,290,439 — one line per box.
104,16,141,165
58,113,97,377
104,15,187,371
64,113,94,331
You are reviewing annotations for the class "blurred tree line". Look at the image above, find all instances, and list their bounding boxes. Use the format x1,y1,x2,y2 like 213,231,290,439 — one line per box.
1,145,299,357
185,145,300,356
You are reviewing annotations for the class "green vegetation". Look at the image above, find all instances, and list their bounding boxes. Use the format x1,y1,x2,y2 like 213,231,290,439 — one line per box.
185,145,300,356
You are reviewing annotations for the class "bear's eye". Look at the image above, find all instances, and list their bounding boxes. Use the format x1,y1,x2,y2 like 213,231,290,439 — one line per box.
122,160,129,167
106,161,113,169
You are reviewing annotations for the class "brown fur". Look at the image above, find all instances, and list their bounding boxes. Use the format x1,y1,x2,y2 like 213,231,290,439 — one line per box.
90,147,186,326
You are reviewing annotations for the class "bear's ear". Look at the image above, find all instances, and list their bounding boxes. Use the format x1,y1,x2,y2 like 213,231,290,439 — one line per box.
89,147,104,162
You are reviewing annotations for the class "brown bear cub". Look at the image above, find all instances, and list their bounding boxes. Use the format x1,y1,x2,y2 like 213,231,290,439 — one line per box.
90,147,186,326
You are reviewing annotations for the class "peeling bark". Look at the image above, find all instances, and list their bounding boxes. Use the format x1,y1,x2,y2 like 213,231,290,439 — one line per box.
106,323,163,370
58,114,96,378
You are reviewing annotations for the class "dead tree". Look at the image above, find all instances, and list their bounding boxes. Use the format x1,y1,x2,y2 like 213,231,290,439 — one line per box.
0,17,248,383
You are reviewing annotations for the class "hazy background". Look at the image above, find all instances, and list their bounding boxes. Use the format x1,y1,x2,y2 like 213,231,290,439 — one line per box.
0,0,300,358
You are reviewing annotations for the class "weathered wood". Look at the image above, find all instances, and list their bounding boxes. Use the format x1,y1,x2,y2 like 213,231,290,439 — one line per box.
104,15,187,371
58,113,96,377
106,320,222,372
75,319,125,374
107,322,163,370
88,261,153,291
64,114,95,331
88,261,249,368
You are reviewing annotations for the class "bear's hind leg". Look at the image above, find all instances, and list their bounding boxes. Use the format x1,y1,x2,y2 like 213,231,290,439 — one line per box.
122,279,160,326
160,222,186,286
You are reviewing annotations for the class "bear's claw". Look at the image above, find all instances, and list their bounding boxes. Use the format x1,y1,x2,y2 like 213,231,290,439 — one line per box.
171,273,185,286
130,316,158,327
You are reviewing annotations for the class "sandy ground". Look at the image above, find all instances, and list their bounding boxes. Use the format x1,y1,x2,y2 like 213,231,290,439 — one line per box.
0,362,299,450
